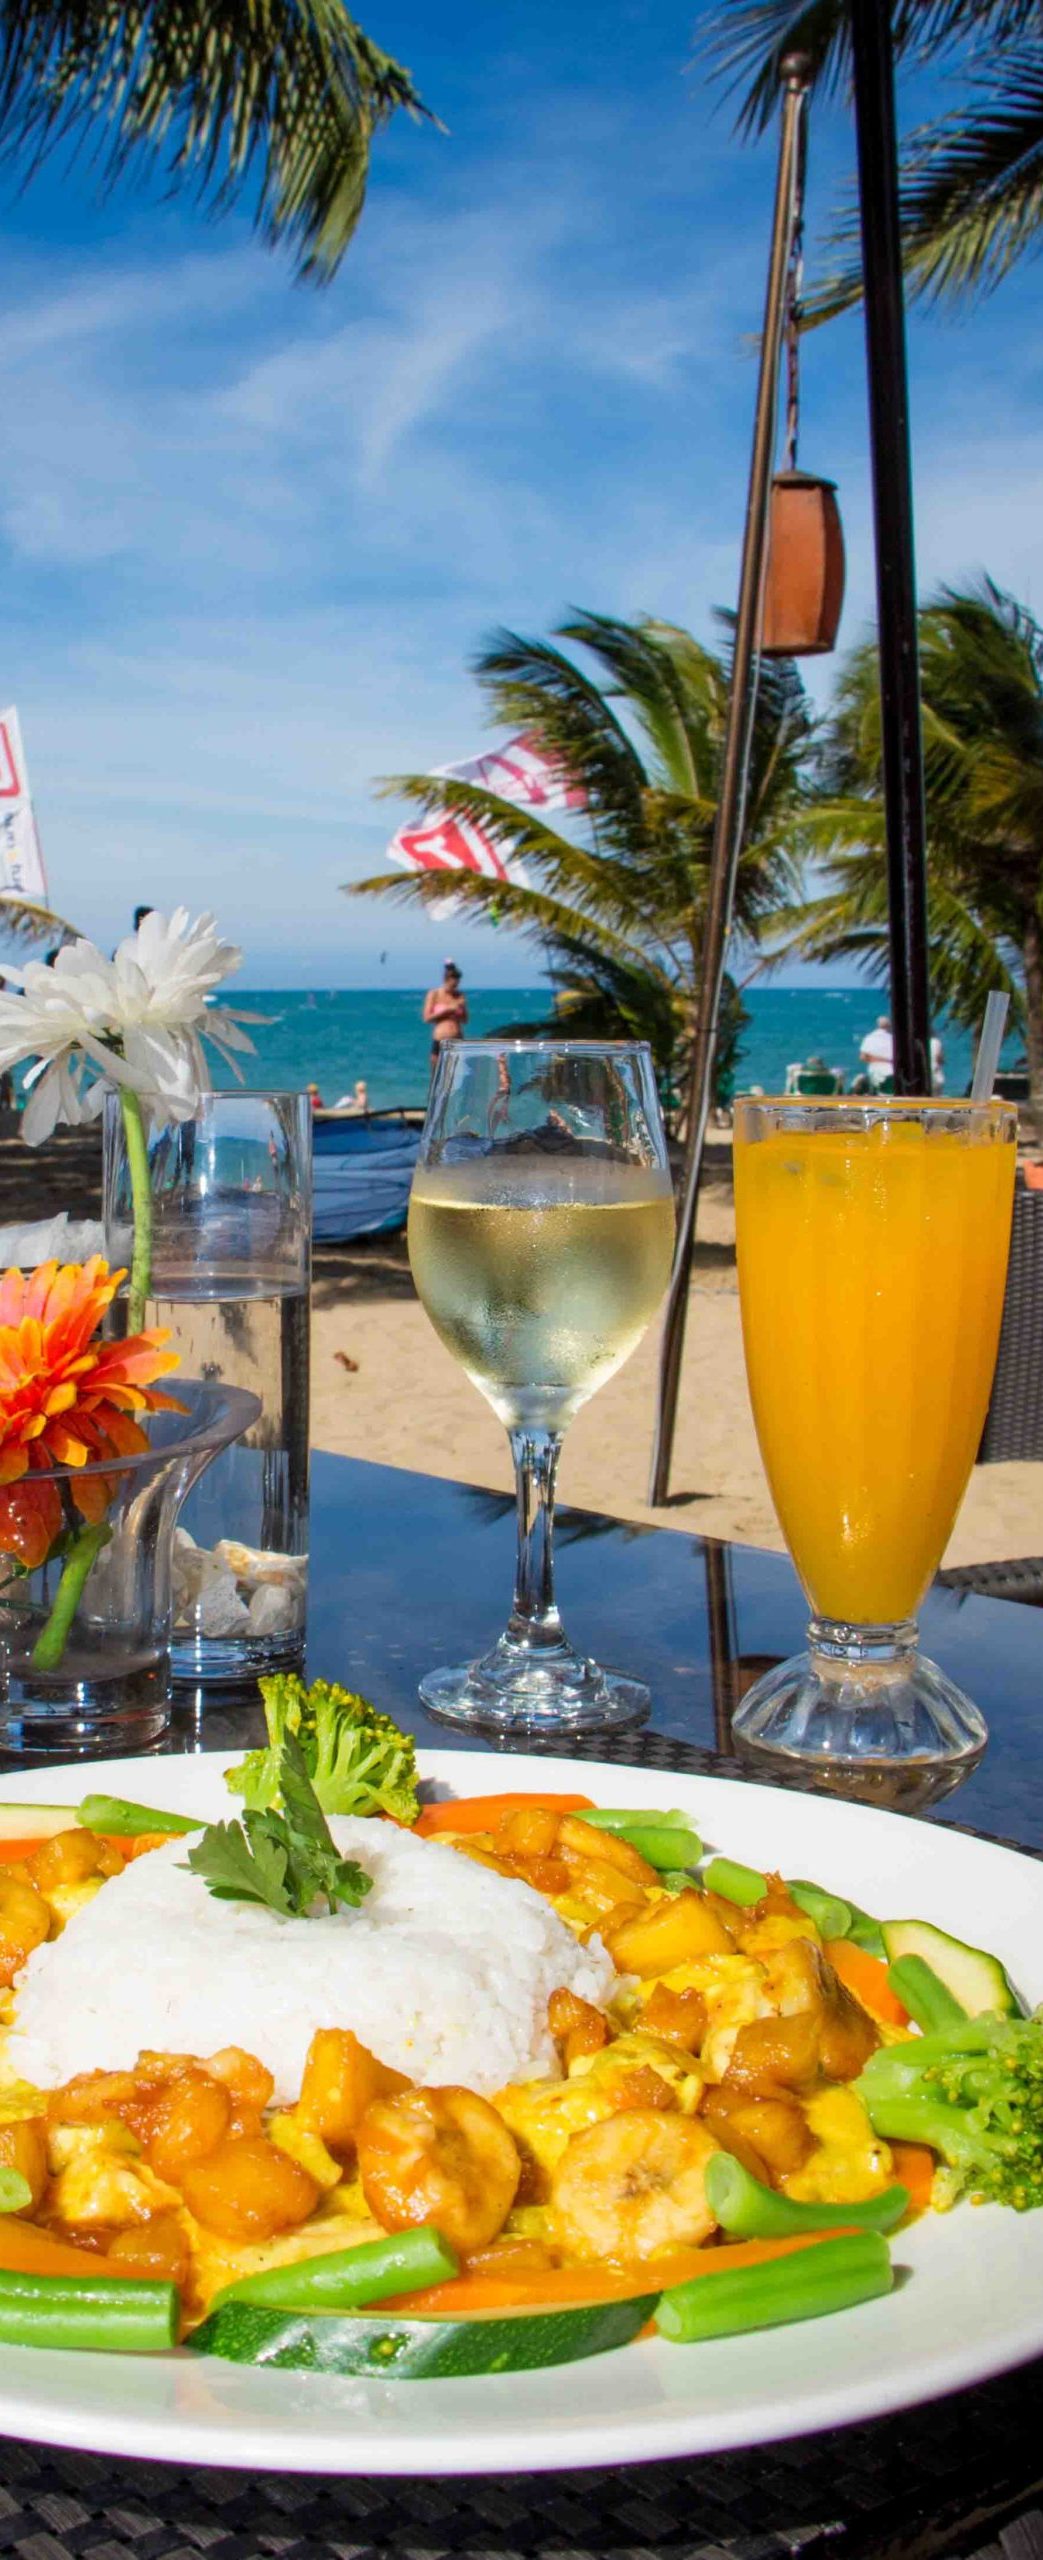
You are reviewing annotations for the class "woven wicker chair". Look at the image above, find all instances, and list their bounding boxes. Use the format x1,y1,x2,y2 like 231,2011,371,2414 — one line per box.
936,1184,1043,1607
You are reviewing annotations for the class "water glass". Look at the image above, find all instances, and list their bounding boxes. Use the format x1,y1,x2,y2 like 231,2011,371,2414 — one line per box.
104,1090,311,1685
407,1040,673,1732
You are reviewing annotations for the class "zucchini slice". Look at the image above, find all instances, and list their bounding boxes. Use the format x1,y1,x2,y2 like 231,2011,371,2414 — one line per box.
0,1805,75,1845
881,1919,1022,2018
191,2293,656,2378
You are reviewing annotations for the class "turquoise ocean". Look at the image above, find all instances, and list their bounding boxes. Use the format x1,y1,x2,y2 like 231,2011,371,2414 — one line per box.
214,986,1019,1114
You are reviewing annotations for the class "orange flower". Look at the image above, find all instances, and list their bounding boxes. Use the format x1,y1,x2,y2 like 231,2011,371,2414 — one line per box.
0,1257,182,1568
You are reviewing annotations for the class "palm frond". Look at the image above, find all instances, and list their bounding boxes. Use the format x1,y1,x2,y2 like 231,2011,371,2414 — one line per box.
0,896,82,947
803,43,1043,316
474,626,649,839
0,0,430,282
698,0,1027,136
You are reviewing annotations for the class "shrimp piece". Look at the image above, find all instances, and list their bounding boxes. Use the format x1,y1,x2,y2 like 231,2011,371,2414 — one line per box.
357,2085,520,2255
550,2109,719,2261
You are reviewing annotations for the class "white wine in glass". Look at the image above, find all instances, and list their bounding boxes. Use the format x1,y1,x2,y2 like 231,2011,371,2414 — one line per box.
408,1042,674,1732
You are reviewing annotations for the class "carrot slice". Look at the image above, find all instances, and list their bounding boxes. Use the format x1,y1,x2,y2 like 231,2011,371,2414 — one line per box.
0,1840,55,1865
890,2141,937,2213
386,2230,858,2315
414,1792,595,1838
0,2221,149,2279
825,1937,910,2028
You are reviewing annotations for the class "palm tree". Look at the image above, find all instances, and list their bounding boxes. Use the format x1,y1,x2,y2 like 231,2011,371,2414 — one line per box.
705,0,1043,312
786,580,1043,1104
0,0,428,283
351,610,814,1108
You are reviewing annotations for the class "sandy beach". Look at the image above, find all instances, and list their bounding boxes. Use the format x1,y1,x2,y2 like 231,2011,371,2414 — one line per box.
310,1135,1043,1570
5,1125,1039,1570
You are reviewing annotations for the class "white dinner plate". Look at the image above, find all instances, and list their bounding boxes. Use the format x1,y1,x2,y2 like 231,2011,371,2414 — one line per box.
0,1747,1037,2476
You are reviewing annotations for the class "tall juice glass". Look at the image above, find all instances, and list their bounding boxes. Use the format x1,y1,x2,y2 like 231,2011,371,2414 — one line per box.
731,1097,1017,1782
408,1040,674,1732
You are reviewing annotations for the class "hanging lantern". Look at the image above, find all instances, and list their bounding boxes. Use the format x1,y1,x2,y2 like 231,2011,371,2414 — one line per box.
761,468,845,656
757,116,845,661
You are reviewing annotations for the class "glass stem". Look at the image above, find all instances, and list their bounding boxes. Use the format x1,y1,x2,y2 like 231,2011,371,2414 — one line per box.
507,1428,564,1650
120,1086,153,1333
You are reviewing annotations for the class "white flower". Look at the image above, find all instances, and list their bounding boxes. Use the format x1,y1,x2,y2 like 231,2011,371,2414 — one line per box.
0,908,255,1143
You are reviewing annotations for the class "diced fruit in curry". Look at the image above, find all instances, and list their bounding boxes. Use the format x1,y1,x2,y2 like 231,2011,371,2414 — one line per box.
0,2115,47,2207
357,2084,521,2254
551,2110,719,2260
25,1831,122,1893
702,2088,813,2177
180,2134,320,2241
558,1855,649,1919
782,2086,895,2207
762,1940,879,2081
107,2211,190,2286
556,1815,658,1888
604,2064,678,2113
47,2069,141,2129
606,1890,733,1974
268,2113,343,2191
297,2028,408,2159
497,1804,561,1858
723,2010,822,2096
0,1871,50,1986
140,2069,232,2184
641,1984,707,2051
548,1987,610,2068
496,1853,572,1896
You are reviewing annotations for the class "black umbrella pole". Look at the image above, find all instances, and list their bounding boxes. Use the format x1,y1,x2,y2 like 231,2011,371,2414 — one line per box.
649,60,809,1508
850,0,931,1093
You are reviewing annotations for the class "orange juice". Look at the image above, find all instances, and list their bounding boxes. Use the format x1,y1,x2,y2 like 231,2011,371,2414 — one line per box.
733,1105,1016,1625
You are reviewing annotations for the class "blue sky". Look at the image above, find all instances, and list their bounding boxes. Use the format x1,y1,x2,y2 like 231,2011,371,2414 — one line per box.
2,0,1041,987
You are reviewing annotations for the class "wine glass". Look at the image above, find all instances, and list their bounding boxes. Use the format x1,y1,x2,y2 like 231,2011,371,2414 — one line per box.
407,1040,674,1732
731,1095,1017,1789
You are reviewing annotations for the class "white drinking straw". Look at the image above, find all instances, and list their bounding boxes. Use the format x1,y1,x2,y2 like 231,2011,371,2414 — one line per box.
970,990,1010,1103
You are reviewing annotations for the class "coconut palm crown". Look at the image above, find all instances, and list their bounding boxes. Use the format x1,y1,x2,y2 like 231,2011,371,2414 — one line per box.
785,580,1043,1103
351,611,814,1098
704,0,1043,312
0,0,428,282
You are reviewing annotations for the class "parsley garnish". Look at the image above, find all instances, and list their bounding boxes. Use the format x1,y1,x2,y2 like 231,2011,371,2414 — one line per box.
186,1733,372,1919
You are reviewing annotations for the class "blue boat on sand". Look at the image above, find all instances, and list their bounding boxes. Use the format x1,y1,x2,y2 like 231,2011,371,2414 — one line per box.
311,1111,421,1243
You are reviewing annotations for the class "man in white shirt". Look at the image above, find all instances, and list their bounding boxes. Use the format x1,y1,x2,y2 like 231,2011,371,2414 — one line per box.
859,1016,894,1088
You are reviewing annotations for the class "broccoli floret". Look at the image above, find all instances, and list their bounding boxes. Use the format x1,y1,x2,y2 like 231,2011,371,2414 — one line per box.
225,1676,419,1825
856,2013,1043,2211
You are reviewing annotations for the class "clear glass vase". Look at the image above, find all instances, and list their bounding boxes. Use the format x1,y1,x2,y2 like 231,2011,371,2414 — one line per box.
104,1091,311,1689
0,1380,259,1753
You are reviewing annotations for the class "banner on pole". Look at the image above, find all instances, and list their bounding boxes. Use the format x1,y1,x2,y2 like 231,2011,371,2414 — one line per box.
0,709,48,901
432,731,585,814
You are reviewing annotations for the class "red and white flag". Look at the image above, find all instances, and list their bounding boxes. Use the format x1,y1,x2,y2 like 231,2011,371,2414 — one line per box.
385,731,584,892
432,731,585,815
0,709,48,901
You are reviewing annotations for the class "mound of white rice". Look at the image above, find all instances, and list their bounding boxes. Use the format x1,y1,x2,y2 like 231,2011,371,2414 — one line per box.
5,1819,615,2102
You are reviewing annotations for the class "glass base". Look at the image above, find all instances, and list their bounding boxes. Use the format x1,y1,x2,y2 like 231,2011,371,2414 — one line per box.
170,1632,305,1689
419,1632,650,1736
730,1617,986,1804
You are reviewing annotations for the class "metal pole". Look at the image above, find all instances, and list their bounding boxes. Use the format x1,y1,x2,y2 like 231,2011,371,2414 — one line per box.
850,0,931,1094
649,56,809,1507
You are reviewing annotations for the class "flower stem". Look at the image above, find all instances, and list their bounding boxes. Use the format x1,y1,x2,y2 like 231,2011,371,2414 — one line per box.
120,1087,153,1332
31,1524,113,1672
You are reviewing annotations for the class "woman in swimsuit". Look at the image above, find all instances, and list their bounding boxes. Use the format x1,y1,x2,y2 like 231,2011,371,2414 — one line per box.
422,960,468,1068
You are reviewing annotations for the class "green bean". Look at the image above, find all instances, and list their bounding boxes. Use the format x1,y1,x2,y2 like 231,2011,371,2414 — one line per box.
582,1808,695,1836
656,2233,892,2343
846,1904,886,1958
705,2151,909,2239
787,1881,853,1942
76,1794,200,1838
0,2272,178,2354
579,1811,703,1870
701,1855,766,1906
887,1954,967,2033
209,2224,458,2314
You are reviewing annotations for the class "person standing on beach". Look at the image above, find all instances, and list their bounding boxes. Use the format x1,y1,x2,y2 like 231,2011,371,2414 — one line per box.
423,959,468,1069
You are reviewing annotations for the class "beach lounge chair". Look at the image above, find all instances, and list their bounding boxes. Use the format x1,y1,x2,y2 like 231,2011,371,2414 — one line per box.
311,1111,421,1243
